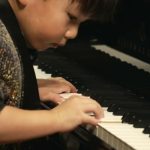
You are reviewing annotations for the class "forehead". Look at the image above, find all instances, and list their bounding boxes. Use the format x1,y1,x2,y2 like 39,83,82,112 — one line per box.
70,0,92,18
44,0,89,20
68,0,90,19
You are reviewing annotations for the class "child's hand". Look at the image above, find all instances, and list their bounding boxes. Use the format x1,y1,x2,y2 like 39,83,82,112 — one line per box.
50,95,104,132
38,77,77,104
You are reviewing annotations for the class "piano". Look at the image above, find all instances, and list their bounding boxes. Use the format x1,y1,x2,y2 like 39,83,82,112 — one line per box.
33,1,150,149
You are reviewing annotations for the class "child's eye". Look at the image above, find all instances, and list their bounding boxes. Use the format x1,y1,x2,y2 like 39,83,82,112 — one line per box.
68,13,76,21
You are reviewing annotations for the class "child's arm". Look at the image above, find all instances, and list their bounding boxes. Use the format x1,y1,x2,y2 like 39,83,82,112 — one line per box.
0,106,58,143
0,95,103,144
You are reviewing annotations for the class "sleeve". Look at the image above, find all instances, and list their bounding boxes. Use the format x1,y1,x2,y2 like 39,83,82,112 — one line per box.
0,79,10,110
0,23,11,110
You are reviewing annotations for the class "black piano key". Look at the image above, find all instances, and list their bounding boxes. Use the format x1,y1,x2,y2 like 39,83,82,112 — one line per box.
122,112,150,124
102,99,148,108
111,106,150,116
133,119,150,128
143,125,150,134
108,102,150,112
122,113,150,128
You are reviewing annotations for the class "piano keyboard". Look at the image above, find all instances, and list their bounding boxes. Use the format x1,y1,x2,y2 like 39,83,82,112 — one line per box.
34,65,150,150
92,45,150,73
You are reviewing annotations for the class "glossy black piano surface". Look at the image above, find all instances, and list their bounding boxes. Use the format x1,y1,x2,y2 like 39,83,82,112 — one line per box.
33,0,150,149
77,0,150,64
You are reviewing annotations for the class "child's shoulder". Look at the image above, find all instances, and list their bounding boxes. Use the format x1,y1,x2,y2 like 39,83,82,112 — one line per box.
0,19,15,50
0,19,19,58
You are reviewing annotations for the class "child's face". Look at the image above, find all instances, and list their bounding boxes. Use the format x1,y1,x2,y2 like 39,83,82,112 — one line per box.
16,0,89,51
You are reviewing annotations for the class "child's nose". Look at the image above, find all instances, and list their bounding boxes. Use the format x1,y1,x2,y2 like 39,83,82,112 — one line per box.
65,25,79,39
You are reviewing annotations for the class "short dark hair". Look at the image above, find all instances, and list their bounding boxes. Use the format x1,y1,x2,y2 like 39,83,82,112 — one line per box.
73,0,119,23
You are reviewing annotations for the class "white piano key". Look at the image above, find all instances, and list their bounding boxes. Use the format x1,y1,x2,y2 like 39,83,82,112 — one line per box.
99,107,122,123
100,116,122,123
59,93,82,99
34,65,51,79
97,123,150,150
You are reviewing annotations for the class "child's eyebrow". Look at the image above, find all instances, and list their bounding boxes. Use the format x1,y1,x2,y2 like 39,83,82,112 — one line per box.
69,13,78,20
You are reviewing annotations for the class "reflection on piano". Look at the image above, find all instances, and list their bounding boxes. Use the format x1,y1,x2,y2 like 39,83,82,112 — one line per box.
34,1,150,149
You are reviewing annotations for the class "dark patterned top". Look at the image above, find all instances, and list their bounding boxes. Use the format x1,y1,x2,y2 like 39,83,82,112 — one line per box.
0,0,40,111
0,19,23,109
0,0,41,149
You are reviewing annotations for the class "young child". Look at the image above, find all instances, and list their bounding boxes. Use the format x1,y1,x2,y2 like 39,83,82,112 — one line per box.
0,0,118,149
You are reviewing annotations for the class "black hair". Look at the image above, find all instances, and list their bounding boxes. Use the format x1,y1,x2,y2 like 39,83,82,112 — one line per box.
73,0,119,22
